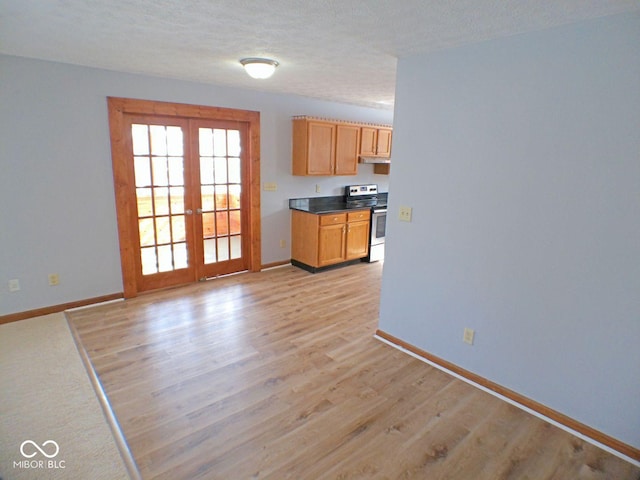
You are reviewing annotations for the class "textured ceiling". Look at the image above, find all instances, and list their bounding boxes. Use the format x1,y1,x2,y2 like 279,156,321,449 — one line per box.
1,0,639,109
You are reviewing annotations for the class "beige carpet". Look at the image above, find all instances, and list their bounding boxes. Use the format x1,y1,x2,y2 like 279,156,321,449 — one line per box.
0,313,133,480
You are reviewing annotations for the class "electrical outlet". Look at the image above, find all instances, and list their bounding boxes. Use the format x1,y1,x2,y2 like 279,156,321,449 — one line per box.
279,239,286,248
463,328,475,345
9,279,20,292
48,273,60,286
399,206,412,222
263,182,277,192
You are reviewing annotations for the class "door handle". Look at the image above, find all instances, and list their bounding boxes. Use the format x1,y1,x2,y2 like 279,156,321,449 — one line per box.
186,209,193,215
196,208,203,214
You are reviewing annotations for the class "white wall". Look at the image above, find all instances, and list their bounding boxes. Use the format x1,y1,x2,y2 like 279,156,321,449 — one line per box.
0,55,392,315
379,12,640,449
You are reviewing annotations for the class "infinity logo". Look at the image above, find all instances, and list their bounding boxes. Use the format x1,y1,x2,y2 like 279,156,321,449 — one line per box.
20,440,59,459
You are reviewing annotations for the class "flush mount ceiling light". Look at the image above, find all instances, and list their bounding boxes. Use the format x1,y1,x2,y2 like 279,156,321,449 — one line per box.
239,58,279,79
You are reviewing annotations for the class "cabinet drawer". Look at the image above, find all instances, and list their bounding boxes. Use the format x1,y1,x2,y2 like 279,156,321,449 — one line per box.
320,213,347,226
347,210,370,222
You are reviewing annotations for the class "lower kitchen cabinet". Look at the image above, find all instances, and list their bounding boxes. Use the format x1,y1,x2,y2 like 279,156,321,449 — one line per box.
345,213,370,259
291,209,370,272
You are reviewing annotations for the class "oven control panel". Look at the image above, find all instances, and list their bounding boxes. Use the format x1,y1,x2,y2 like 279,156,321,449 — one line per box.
346,184,378,197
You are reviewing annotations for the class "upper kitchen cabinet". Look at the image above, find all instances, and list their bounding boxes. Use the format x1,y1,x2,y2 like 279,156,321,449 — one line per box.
335,124,360,175
292,117,360,176
360,127,392,157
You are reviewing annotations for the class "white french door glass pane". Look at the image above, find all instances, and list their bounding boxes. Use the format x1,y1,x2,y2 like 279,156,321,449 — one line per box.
199,128,213,156
216,212,228,236
214,157,227,184
155,217,171,244
229,210,241,235
172,216,186,242
201,185,214,211
139,218,155,247
170,187,185,214
227,130,240,156
215,186,228,210
150,125,168,155
229,185,241,209
157,245,173,272
168,157,184,186
136,188,153,217
200,157,214,184
152,157,169,186
134,157,152,186
154,187,169,216
230,235,242,260
228,157,241,184
217,237,229,261
213,129,227,156
202,212,215,238
141,247,157,275
204,238,216,264
166,127,183,156
132,125,149,155
174,243,188,269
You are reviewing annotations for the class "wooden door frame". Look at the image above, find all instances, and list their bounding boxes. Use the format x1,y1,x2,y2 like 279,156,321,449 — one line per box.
107,97,261,298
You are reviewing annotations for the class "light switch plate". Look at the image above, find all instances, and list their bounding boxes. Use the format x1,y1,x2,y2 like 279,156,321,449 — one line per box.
263,182,277,192
463,328,475,345
399,206,412,222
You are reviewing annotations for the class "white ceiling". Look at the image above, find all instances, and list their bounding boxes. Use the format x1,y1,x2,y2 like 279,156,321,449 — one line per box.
2,0,639,110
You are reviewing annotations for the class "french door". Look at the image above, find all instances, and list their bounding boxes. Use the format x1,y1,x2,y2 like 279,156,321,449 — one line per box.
128,116,195,291
191,119,250,279
108,98,261,297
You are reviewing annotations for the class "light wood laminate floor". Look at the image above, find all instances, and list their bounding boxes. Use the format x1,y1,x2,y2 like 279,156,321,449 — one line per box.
68,263,639,479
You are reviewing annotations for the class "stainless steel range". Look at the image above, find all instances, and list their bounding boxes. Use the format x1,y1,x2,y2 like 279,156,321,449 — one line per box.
345,184,387,262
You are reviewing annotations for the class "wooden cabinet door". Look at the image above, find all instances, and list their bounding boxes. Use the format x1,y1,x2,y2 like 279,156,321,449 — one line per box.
361,127,392,157
318,223,346,266
307,122,335,175
376,128,393,157
335,124,360,175
346,220,370,259
360,127,377,156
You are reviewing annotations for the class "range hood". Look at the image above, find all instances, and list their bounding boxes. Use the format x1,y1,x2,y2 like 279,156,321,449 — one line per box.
359,156,391,164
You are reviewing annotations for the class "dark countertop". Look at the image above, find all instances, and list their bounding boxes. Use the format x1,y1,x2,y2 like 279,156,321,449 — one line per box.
289,193,387,214
289,196,351,214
